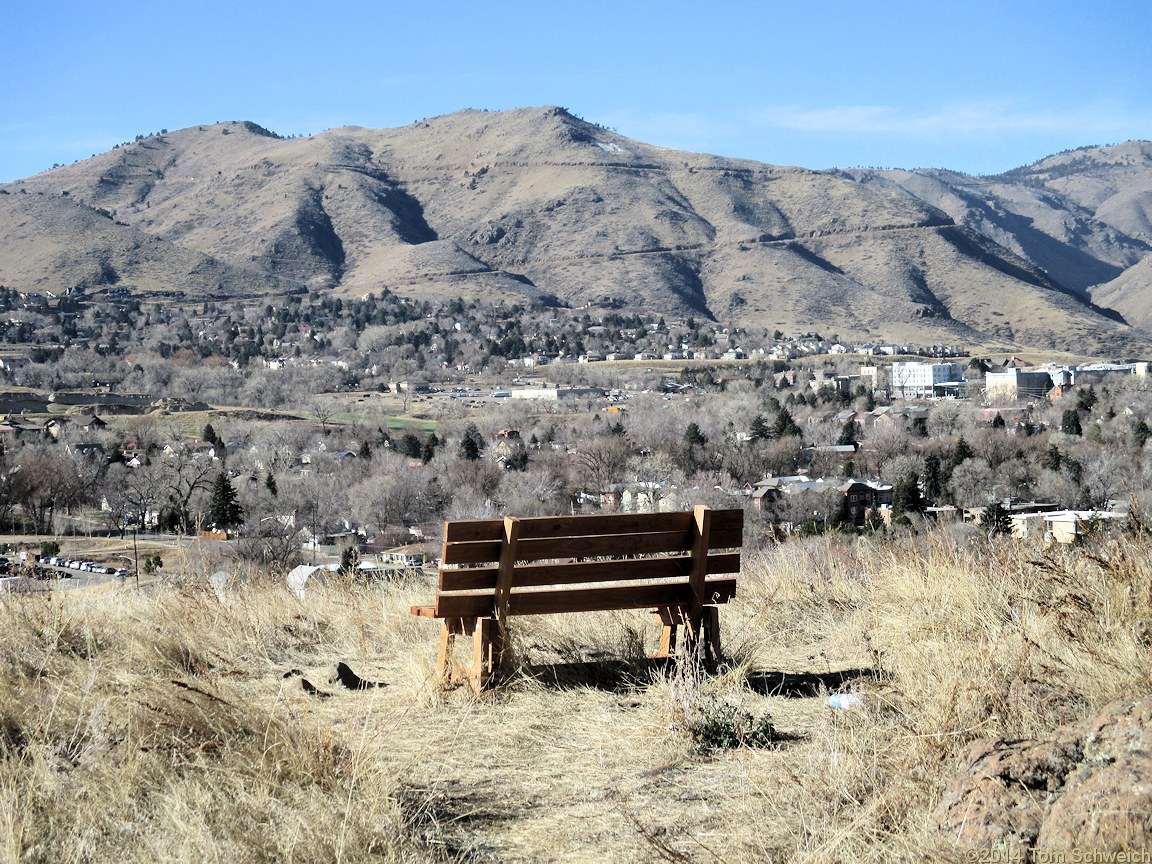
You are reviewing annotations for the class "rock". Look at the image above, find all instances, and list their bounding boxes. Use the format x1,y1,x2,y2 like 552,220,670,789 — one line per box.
934,736,1082,849
934,696,1152,852
1038,752,1152,849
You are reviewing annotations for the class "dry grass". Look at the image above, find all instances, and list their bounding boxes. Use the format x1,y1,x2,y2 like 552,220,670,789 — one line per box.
1,523,1149,862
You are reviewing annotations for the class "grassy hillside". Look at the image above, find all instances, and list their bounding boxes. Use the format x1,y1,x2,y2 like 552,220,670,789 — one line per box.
2,522,1149,862
5,111,1149,354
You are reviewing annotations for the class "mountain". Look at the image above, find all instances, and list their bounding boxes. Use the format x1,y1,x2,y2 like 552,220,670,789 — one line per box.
836,142,1152,297
3,109,1151,355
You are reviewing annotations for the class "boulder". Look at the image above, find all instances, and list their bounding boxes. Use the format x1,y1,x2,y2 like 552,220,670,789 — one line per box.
934,696,1152,851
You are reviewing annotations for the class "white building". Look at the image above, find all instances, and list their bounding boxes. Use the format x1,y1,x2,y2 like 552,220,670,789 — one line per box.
888,362,965,398
985,368,1056,402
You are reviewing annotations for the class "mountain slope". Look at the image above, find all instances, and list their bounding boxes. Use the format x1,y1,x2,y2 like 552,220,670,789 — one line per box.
4,110,1150,354
1093,255,1152,331
0,187,301,300
837,142,1152,296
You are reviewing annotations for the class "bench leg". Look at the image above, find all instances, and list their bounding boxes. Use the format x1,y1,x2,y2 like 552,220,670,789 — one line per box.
677,607,722,674
471,617,497,691
653,608,679,658
436,617,480,686
436,622,454,682
700,606,721,673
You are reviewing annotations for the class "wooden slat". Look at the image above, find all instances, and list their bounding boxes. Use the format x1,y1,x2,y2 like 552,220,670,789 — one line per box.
441,539,504,565
517,530,691,561
441,525,743,566
513,511,695,540
439,552,741,592
442,509,741,544
434,577,737,618
444,519,504,543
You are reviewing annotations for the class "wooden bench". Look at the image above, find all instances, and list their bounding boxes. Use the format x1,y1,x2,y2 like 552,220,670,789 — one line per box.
410,505,743,689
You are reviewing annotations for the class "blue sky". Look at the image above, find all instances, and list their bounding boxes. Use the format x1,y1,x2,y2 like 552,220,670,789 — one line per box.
2,0,1149,182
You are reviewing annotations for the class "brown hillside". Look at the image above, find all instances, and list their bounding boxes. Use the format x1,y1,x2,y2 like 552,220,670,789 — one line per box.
4,110,1150,353
0,188,299,300
1093,254,1152,331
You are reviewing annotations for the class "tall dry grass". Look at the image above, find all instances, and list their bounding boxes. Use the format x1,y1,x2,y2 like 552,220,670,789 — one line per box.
0,571,440,864
0,523,1148,862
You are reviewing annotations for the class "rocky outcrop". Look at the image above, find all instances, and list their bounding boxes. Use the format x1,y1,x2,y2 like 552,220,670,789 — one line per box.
934,696,1152,852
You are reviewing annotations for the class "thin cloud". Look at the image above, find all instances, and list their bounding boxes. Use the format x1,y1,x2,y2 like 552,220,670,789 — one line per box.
597,110,743,154
754,101,1148,138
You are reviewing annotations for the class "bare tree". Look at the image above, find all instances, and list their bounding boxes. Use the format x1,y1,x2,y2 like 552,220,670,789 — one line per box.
572,435,633,493
156,452,218,532
497,466,566,516
13,447,88,534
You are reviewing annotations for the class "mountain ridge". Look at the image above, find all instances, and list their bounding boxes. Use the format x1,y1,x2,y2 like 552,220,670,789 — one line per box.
3,108,1151,355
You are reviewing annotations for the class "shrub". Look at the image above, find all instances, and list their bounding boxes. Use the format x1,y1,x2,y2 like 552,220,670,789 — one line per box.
687,695,782,753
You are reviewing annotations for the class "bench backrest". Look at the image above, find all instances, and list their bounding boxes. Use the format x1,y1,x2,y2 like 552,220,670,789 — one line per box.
432,507,743,621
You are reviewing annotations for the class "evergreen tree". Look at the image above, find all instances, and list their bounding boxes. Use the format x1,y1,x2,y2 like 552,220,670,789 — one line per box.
837,419,858,446
458,423,485,461
773,409,801,439
982,501,1013,537
209,472,244,530
358,440,372,461
1042,444,1062,472
749,414,772,442
922,454,943,503
203,422,220,446
1061,409,1083,436
339,546,359,576
892,471,925,517
991,413,1006,429
683,423,708,447
950,436,974,470
1076,385,1097,412
1133,418,1151,449
265,471,278,497
398,433,422,459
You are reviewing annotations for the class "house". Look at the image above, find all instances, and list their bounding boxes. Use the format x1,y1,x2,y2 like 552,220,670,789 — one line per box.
1009,509,1128,544
799,444,858,469
0,418,40,436
381,543,436,567
750,474,818,509
871,406,930,428
837,479,893,525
